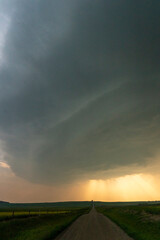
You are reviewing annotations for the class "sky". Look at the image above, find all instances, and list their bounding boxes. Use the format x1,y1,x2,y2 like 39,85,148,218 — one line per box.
0,0,160,203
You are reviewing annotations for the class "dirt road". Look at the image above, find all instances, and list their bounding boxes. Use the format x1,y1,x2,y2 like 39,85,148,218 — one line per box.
55,207,133,240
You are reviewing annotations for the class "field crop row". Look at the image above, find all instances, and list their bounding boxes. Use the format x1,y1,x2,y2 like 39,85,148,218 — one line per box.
0,210,69,221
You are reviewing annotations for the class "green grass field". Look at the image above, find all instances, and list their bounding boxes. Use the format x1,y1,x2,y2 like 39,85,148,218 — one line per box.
0,207,89,240
97,204,160,240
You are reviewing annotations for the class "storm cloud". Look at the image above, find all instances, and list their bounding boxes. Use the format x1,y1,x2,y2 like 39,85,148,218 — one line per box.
0,0,160,183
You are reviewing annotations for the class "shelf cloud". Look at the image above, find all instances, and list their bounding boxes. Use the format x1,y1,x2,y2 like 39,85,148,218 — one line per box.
0,0,160,184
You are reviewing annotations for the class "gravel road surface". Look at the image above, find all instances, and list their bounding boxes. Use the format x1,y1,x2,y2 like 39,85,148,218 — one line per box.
55,207,134,240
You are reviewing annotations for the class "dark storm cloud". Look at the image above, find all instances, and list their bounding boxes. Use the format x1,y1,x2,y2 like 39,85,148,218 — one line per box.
0,0,160,183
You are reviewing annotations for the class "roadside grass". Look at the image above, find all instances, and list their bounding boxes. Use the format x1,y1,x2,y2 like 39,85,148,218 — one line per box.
97,205,160,240
0,208,89,240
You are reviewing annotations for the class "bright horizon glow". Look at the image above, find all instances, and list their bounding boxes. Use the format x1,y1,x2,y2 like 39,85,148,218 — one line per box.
0,160,160,203
1,161,160,203
86,174,160,202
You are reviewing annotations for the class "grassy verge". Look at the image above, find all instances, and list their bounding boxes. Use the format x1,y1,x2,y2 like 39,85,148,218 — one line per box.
0,208,89,240
97,205,160,240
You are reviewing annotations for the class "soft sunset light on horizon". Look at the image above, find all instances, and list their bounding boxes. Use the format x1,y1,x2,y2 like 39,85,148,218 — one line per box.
1,161,160,203
86,174,160,202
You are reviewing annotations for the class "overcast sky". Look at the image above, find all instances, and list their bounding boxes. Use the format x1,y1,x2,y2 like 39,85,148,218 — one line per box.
0,0,160,202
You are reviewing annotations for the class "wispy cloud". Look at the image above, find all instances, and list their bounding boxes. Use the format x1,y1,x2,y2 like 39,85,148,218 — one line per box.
0,161,10,168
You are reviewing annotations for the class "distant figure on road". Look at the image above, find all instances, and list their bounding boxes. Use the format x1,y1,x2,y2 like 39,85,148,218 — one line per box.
91,200,94,208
